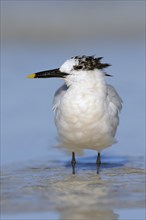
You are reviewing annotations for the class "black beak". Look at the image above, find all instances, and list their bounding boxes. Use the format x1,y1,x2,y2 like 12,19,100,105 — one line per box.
105,73,112,77
27,68,68,79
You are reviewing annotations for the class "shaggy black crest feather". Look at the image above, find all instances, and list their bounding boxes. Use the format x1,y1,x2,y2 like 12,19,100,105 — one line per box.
72,55,111,71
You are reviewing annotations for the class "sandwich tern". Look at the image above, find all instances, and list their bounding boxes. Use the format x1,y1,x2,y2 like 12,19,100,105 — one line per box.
27,55,122,174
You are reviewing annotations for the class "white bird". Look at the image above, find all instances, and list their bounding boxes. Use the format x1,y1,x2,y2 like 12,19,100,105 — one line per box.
28,55,122,174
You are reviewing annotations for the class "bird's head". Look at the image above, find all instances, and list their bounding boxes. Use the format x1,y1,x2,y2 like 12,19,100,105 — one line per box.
27,55,112,85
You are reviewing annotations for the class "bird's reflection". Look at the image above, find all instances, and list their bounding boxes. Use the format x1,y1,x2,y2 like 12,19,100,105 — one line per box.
59,207,118,220
50,171,119,220
1,156,145,220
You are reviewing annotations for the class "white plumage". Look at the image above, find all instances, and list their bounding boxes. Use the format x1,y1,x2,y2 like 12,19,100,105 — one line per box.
28,55,122,172
53,57,122,154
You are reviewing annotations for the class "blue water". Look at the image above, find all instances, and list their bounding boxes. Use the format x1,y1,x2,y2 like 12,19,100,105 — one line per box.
1,41,145,220
2,209,145,220
1,41,145,164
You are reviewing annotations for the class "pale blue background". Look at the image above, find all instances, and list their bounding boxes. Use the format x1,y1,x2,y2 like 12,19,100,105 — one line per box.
1,1,145,220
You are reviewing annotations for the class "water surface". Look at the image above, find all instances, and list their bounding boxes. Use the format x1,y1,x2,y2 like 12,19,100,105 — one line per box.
1,36,145,220
1,155,145,220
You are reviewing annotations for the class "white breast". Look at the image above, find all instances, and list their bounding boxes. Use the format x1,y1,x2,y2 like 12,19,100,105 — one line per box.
53,80,122,154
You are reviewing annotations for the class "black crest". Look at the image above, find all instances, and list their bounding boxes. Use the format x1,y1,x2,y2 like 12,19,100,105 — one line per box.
72,55,111,71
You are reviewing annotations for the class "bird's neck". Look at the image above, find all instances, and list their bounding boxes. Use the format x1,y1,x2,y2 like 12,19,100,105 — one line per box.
65,72,106,92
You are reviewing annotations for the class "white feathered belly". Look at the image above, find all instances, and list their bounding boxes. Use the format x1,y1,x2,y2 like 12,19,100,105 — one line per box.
55,92,117,152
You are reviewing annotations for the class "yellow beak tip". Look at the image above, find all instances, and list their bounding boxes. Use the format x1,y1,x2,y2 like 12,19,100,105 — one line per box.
27,73,36,78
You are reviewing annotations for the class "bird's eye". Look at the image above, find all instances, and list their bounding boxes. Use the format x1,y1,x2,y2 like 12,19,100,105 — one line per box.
76,65,83,70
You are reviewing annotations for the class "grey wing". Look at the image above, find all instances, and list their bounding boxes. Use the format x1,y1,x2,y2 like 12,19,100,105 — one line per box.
107,84,123,136
107,84,123,112
52,84,68,111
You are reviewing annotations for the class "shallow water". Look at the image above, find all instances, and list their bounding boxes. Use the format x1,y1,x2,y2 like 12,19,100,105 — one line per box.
1,8,145,218
1,156,145,220
1,40,145,219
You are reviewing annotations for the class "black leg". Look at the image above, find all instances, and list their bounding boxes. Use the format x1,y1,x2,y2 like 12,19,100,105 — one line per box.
96,152,101,174
71,152,76,174
96,152,101,165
